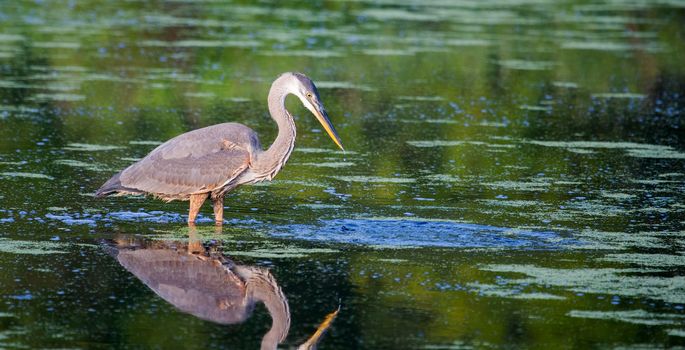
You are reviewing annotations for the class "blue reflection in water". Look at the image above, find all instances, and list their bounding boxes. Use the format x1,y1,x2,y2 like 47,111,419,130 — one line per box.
271,219,583,249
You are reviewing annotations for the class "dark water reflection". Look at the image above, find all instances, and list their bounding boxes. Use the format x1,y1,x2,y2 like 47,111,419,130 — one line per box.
108,231,290,348
105,229,337,350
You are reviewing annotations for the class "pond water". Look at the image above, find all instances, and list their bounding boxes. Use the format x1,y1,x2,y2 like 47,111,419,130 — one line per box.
1,0,684,349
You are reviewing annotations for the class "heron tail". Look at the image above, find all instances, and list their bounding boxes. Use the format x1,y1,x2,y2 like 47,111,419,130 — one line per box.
95,172,142,197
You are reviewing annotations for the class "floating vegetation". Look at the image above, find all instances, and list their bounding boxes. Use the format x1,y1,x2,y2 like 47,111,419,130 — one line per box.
423,174,463,182
297,203,345,210
592,92,646,99
0,238,74,255
446,38,491,46
0,172,54,180
54,159,110,172
407,140,486,147
316,81,375,91
363,49,415,56
567,148,594,154
298,162,353,168
479,199,541,207
0,34,24,41
480,264,685,304
600,191,637,200
630,179,677,185
552,81,579,88
468,282,566,300
262,50,344,58
626,148,685,159
561,41,663,52
129,140,163,146
600,253,685,267
225,247,339,259
33,41,81,49
252,179,329,188
525,140,685,159
63,143,124,151
480,181,549,191
498,60,555,70
668,329,685,338
183,92,215,98
376,258,407,263
30,93,85,102
575,229,669,250
139,39,260,48
397,95,445,101
567,310,685,326
519,104,551,111
330,176,416,183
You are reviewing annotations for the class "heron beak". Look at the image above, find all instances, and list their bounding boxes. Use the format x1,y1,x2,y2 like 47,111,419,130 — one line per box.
311,103,344,151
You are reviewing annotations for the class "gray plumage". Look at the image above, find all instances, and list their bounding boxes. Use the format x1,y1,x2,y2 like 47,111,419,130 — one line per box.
96,72,344,224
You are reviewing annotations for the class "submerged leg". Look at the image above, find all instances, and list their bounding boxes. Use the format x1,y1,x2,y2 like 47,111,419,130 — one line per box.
188,193,208,225
212,195,224,226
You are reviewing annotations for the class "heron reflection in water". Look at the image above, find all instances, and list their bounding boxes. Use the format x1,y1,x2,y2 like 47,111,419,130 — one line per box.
105,228,338,350
96,73,344,225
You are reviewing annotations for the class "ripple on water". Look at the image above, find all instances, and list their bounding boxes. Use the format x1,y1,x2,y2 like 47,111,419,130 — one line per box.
269,218,581,249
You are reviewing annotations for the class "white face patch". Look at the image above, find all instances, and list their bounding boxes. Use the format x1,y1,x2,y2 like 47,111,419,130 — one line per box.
286,77,318,115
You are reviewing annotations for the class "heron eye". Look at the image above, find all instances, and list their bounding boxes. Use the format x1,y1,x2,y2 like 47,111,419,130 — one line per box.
306,92,313,98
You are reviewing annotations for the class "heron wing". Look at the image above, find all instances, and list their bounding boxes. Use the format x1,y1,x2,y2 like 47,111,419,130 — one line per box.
118,123,257,197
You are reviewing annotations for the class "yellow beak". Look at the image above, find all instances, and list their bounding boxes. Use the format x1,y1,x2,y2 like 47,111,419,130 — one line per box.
312,104,344,151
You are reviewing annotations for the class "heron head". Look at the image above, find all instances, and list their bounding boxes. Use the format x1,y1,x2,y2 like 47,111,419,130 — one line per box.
283,72,344,151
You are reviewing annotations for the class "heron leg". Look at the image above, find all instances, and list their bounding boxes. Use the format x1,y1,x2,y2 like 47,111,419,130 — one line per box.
212,195,224,226
188,193,208,225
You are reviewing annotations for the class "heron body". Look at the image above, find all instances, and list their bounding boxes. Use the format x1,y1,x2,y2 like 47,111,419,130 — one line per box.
96,72,344,224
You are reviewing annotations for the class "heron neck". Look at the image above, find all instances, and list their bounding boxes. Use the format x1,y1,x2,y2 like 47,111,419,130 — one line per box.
260,83,296,178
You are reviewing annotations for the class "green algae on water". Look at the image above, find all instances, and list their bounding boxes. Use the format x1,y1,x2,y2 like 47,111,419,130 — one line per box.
331,175,416,183
298,162,353,168
480,264,685,304
316,81,375,91
498,60,555,70
225,247,338,259
129,140,163,146
468,282,565,300
63,143,124,151
600,253,685,268
480,181,549,191
0,172,54,180
31,93,85,102
591,92,646,99
407,140,486,147
567,309,685,326
668,329,685,338
478,199,541,207
0,238,68,255
54,159,110,172
600,191,637,200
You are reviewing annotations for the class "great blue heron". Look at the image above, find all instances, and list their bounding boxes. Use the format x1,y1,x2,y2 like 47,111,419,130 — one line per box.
96,72,344,225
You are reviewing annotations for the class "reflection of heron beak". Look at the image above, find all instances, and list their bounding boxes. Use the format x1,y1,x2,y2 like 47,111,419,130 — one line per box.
311,103,344,151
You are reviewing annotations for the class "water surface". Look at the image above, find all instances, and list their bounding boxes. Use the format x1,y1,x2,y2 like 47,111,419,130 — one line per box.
0,0,684,349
